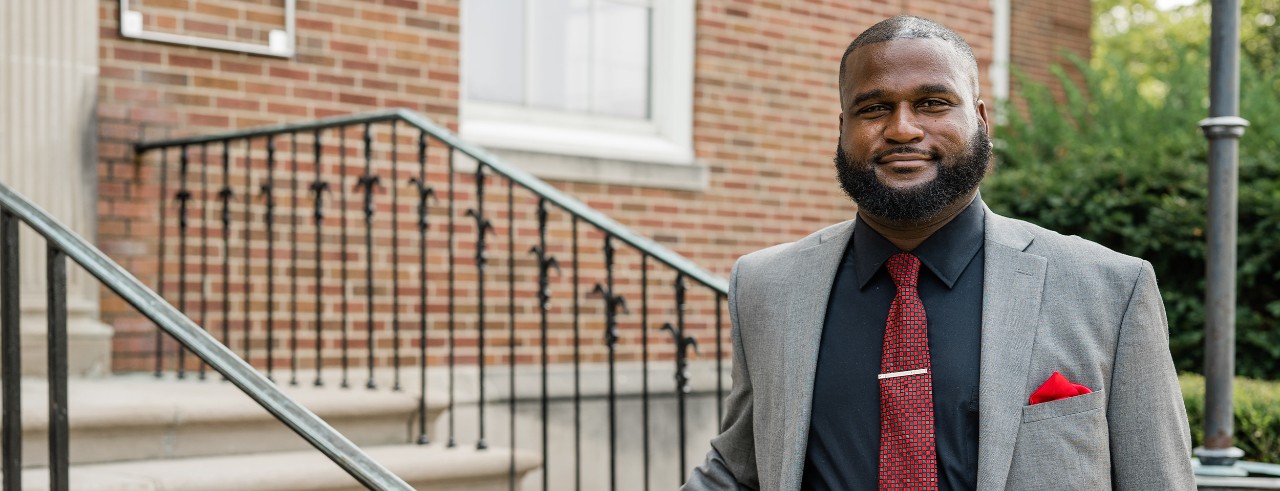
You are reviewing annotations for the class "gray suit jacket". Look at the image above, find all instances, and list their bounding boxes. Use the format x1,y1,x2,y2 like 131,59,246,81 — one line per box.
684,205,1194,490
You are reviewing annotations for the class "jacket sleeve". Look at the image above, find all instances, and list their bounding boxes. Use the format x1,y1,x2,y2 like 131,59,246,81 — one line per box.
1107,261,1195,490
683,260,759,491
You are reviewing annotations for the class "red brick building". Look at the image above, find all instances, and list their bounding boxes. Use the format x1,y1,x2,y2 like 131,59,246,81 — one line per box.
85,0,1092,371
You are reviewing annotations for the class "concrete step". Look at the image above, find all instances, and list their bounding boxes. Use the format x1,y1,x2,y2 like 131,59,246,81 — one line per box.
8,373,447,466
12,444,541,491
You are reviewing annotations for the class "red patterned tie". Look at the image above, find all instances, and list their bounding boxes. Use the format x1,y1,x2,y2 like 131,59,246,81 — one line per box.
879,252,938,490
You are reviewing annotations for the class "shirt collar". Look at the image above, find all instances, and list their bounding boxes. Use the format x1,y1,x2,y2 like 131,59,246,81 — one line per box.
852,194,986,289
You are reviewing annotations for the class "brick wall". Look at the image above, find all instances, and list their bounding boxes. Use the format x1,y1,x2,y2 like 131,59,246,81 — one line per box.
1010,0,1093,100
97,0,464,371
97,0,1087,373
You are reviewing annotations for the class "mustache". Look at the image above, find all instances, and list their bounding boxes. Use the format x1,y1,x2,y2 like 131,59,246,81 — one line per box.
874,147,940,163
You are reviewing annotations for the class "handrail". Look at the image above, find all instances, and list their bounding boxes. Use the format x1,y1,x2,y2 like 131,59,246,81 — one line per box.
135,108,730,294
0,182,413,490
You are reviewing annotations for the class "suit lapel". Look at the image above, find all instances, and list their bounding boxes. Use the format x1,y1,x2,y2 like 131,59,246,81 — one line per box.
778,220,854,491
976,209,1047,490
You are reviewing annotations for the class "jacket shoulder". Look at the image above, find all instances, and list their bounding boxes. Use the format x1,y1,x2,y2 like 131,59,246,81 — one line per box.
735,220,850,271
996,214,1149,284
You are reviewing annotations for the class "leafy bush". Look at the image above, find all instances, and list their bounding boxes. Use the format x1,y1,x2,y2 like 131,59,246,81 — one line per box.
1181,373,1280,463
983,45,1280,380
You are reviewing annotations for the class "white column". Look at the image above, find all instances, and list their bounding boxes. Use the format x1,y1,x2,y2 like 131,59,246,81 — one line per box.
990,0,1012,114
0,0,112,376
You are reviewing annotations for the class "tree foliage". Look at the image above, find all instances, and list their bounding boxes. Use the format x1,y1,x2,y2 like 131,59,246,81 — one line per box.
983,1,1280,379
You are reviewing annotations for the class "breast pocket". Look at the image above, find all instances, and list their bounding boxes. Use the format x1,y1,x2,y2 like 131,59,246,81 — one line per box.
1007,389,1112,490
1021,388,1106,423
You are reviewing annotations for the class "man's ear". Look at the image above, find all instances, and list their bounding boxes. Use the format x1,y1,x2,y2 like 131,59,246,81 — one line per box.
975,99,990,135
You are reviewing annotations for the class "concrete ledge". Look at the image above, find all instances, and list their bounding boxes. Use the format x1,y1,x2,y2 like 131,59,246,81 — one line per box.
8,375,447,466
14,444,542,491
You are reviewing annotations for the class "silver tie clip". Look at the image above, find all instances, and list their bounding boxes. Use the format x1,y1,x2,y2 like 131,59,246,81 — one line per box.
878,368,928,380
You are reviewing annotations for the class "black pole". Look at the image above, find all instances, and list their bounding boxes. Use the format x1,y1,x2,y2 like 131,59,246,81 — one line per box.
243,140,253,365
532,198,558,491
467,165,494,451
175,146,192,379
1,211,22,490
219,141,232,380
507,180,516,491
359,124,379,390
1196,0,1250,469
155,148,168,377
391,121,402,392
290,132,301,387
198,144,210,380
413,129,433,445
571,218,581,491
641,255,651,491
47,246,69,491
340,130,351,389
263,136,278,382
311,128,329,388
447,149,458,448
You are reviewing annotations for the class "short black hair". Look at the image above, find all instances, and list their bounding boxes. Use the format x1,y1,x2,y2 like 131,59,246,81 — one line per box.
839,16,980,99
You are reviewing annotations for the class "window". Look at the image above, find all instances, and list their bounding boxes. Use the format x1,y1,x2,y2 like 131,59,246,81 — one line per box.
460,0,698,186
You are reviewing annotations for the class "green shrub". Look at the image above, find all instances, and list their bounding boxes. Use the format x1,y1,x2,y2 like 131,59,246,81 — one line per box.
1180,373,1280,463
983,45,1280,379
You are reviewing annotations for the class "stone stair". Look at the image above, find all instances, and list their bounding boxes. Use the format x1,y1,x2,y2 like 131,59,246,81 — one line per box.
4,373,541,490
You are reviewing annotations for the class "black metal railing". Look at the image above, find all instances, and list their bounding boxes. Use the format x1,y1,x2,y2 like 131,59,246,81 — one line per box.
0,182,412,490
132,109,731,490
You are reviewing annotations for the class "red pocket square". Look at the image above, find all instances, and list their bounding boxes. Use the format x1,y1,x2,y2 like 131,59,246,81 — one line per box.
1029,371,1093,405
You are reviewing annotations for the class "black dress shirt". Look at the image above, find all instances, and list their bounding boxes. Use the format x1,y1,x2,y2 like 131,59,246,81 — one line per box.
801,197,986,490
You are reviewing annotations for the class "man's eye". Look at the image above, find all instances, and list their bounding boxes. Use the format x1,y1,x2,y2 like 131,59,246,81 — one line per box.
858,104,889,115
919,99,950,109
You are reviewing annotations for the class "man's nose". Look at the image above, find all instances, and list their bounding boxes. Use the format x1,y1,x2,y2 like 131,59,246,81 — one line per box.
884,107,925,144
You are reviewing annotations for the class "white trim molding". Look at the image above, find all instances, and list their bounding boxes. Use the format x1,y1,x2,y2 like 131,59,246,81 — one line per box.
118,0,296,58
990,0,1011,104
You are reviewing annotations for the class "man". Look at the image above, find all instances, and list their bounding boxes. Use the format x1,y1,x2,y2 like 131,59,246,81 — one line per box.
683,15,1194,491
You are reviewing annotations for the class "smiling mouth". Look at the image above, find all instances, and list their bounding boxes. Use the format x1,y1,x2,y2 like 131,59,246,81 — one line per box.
878,154,933,164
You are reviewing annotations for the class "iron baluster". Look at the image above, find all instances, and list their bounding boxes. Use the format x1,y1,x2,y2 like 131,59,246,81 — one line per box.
290,132,300,387
339,129,350,389
176,145,192,379
446,149,457,448
507,179,516,490
198,144,210,380
311,131,328,386
662,273,699,484
243,140,253,365
262,136,278,381
391,121,402,392
357,122,380,390
411,129,435,445
465,164,496,451
310,128,330,387
590,235,628,491
716,293,725,422
641,254,650,491
219,141,233,379
47,245,69,491
529,198,561,491
571,217,580,491
1,211,20,490
156,148,168,378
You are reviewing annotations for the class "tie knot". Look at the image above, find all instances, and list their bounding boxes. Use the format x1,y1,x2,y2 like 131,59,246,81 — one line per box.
887,252,920,291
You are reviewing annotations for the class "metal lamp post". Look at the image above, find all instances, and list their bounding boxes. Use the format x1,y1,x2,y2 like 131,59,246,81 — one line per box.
1194,0,1249,474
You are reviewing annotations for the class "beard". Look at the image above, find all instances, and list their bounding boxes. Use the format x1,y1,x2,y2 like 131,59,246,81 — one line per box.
834,128,991,222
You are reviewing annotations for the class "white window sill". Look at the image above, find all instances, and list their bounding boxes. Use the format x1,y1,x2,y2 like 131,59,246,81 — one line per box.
460,119,705,191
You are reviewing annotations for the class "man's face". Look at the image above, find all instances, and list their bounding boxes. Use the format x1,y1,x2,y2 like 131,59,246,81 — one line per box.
836,38,991,222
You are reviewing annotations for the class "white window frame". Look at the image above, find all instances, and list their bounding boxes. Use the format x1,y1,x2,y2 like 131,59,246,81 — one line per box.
460,0,697,174
118,0,296,58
